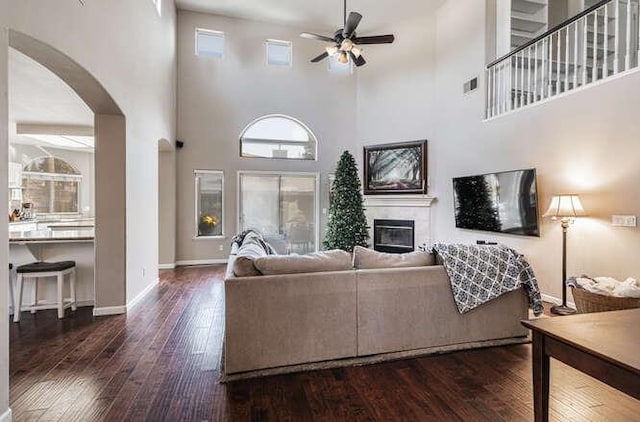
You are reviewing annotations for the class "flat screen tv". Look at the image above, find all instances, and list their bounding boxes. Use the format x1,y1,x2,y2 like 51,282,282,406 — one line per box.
453,168,540,237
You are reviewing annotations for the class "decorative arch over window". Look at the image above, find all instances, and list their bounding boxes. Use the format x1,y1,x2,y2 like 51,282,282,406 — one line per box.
240,114,317,160
22,156,82,214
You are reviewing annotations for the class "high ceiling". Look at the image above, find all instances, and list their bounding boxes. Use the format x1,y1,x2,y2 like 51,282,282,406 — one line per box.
176,0,445,32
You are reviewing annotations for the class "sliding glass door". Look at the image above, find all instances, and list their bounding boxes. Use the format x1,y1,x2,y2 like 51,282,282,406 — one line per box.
239,172,318,254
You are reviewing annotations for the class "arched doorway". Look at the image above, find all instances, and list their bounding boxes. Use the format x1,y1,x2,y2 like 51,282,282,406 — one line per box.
8,30,127,313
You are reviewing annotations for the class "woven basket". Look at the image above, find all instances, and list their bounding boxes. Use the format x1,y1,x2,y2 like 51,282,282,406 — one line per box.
571,287,640,313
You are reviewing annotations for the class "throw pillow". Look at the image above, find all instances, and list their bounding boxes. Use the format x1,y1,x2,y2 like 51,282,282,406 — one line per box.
352,246,435,269
254,250,352,275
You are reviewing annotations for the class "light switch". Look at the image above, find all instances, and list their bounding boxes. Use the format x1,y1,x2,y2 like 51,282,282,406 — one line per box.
612,215,637,227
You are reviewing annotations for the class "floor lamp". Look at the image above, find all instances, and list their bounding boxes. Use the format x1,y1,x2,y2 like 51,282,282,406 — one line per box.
543,194,586,315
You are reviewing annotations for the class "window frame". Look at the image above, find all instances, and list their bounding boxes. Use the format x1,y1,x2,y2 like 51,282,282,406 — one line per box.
194,169,225,239
265,39,293,67
236,170,320,253
239,114,318,161
195,28,225,59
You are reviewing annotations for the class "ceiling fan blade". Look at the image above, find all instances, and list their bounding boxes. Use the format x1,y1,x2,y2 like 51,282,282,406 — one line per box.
343,12,362,39
310,51,329,63
352,34,395,45
300,32,336,43
349,51,366,67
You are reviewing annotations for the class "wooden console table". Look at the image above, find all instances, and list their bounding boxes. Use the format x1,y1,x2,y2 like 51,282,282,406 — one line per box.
522,309,640,422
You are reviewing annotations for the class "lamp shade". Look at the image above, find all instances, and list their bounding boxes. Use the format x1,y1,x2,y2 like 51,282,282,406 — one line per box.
543,194,586,219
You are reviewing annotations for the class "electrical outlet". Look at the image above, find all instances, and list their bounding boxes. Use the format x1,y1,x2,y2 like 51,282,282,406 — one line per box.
612,215,637,227
218,244,224,251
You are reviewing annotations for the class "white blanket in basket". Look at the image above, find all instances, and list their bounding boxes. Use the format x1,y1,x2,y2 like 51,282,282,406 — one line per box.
571,276,640,298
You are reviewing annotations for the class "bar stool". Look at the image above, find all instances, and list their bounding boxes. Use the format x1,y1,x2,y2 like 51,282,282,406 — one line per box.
13,261,77,322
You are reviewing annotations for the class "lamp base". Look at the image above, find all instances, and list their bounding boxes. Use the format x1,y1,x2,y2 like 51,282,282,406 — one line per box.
550,305,577,316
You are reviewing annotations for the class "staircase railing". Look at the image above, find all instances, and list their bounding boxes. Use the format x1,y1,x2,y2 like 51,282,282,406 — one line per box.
486,0,639,118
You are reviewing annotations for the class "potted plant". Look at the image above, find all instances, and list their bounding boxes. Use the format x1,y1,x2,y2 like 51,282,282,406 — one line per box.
198,214,220,236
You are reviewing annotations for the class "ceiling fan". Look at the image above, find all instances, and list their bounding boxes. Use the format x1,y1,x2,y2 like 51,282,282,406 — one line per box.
300,0,395,67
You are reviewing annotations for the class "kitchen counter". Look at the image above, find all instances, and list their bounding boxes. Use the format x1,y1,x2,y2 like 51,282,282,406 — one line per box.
9,228,94,243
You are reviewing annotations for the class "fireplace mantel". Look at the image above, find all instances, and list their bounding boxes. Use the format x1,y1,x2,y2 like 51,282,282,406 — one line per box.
364,194,437,208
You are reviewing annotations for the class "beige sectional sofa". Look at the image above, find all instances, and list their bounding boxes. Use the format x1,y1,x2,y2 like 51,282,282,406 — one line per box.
223,238,529,380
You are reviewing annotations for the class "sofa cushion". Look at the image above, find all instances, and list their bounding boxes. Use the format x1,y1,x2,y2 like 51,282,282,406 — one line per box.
254,250,352,275
352,246,435,269
233,242,268,277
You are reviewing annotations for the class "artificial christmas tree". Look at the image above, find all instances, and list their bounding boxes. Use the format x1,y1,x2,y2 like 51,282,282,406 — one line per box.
324,151,370,251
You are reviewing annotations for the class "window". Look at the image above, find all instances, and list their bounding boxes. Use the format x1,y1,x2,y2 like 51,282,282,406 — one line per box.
240,114,317,160
22,157,82,214
266,39,292,66
196,28,224,58
195,170,224,237
239,172,318,254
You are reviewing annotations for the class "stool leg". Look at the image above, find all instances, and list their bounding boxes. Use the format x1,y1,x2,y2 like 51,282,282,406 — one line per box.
8,270,15,316
31,277,39,314
57,273,64,319
70,269,77,312
13,274,24,323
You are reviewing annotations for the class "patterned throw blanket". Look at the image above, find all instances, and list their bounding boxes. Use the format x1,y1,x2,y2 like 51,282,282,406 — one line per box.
433,243,544,316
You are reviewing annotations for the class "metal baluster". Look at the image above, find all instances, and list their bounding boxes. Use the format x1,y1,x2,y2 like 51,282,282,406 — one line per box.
521,51,526,104
604,3,609,77
626,0,632,70
534,42,539,103
492,65,497,116
636,1,640,68
514,53,520,109
556,32,561,95
593,10,599,82
584,12,590,84
614,0,621,73
574,21,579,88
549,34,554,97
565,27,570,91
527,47,532,104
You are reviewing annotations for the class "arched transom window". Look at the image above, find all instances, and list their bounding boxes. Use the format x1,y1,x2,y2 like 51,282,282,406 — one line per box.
240,114,317,160
22,156,82,214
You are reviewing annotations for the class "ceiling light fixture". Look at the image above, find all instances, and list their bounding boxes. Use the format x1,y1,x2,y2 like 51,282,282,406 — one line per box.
338,51,349,64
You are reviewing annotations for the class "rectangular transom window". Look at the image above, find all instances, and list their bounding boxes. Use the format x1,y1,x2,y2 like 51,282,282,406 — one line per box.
196,28,225,58
195,170,224,237
266,39,292,66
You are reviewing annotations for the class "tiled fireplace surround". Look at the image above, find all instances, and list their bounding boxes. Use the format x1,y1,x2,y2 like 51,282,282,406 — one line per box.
364,195,437,251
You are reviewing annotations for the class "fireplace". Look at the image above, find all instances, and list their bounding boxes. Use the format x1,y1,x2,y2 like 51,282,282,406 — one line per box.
373,219,415,254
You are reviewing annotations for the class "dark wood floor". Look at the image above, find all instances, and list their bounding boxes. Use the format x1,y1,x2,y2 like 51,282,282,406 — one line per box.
9,266,640,421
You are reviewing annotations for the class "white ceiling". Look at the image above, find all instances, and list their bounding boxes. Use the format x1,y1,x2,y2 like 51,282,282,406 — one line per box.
8,48,94,150
176,0,445,32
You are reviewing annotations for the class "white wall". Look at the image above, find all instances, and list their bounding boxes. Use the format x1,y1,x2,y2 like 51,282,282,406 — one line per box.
7,0,177,304
432,0,640,301
357,0,640,304
176,11,357,262
0,0,9,417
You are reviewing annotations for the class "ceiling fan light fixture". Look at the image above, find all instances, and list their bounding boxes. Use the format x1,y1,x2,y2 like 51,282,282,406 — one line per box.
340,38,354,52
338,51,349,64
351,46,362,58
326,45,340,56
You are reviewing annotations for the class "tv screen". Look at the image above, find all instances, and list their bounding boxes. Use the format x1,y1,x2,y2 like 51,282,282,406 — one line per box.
453,168,540,237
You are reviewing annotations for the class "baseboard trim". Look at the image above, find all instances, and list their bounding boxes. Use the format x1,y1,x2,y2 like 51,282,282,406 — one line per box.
175,259,227,266
93,305,126,317
541,293,576,310
158,263,176,270
0,408,12,422
127,278,159,311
